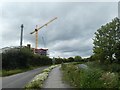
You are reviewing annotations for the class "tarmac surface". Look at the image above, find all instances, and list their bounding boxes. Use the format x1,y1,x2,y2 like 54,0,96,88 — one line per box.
43,66,73,88
2,66,49,88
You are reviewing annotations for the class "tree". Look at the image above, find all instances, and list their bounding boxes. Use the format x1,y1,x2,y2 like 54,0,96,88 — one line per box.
93,17,120,64
74,56,82,62
54,58,63,64
67,57,74,62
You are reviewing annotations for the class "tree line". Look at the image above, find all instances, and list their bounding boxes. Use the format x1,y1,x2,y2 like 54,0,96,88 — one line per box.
2,47,52,70
2,17,119,70
2,47,83,70
53,56,83,64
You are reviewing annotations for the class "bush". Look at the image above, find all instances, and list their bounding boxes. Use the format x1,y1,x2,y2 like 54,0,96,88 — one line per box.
100,72,119,88
108,63,120,72
2,47,52,70
61,63,120,88
78,69,103,88
86,61,120,73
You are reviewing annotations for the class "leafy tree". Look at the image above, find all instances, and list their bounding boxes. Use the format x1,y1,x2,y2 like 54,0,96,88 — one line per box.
54,57,63,64
67,57,74,62
74,56,82,62
93,17,120,64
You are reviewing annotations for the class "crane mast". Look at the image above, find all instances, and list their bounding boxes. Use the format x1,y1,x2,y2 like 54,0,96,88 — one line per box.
35,28,38,49
30,17,57,49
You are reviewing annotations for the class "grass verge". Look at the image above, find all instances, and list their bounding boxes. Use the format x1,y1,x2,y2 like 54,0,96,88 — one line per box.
0,70,2,76
61,62,120,88
24,65,58,89
2,66,49,77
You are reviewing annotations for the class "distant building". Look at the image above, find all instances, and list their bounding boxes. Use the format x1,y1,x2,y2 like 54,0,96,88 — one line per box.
26,44,48,56
1,46,20,53
34,48,48,56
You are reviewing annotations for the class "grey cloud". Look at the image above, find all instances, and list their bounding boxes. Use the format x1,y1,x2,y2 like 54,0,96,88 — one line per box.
1,2,118,58
118,1,120,18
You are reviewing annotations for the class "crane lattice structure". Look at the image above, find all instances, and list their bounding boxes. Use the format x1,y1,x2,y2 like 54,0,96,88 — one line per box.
30,17,57,49
42,36,46,48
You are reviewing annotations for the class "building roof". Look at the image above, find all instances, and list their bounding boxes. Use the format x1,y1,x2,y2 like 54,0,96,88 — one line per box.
33,48,48,51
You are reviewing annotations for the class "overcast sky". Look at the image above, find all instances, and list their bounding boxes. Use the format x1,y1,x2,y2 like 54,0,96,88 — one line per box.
0,2,118,58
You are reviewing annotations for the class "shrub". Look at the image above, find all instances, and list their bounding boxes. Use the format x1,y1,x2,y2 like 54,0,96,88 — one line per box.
108,63,120,72
2,47,52,70
78,69,103,88
100,72,119,88
61,63,120,88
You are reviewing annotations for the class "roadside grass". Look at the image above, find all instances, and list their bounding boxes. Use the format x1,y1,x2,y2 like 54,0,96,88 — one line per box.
0,70,2,76
24,65,58,89
2,69,24,76
2,66,49,77
61,62,120,88
86,61,120,72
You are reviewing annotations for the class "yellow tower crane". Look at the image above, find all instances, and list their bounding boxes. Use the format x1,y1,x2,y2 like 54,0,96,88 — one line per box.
30,17,57,49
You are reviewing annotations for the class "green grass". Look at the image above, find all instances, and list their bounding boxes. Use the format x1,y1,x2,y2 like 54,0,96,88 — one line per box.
86,61,120,72
61,62,120,88
2,69,25,76
0,70,2,76
24,65,58,89
2,66,47,77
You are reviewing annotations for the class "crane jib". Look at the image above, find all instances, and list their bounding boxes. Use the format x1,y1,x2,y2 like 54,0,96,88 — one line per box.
30,17,57,49
35,29,38,32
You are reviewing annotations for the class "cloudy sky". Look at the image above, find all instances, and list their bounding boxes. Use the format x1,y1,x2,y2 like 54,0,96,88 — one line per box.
0,2,118,58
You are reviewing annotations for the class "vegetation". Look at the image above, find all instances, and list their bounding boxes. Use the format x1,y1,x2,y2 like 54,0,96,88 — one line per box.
93,17,120,64
61,17,120,88
2,46,83,76
2,69,26,76
74,56,82,62
2,66,46,76
25,65,58,89
61,63,120,88
54,56,83,64
1,17,120,88
0,70,2,76
2,47,52,76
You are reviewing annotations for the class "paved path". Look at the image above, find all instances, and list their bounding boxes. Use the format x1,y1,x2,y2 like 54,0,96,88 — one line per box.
43,66,72,88
2,66,49,88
